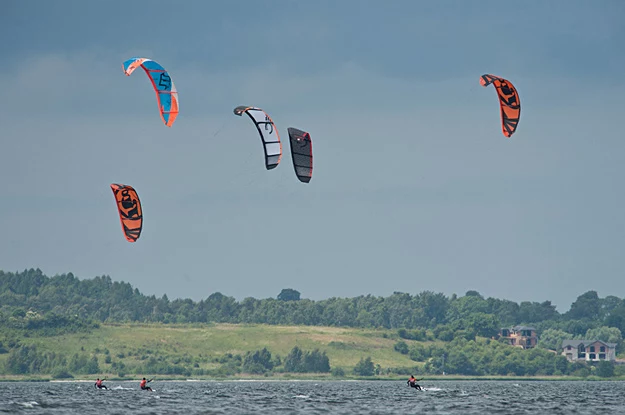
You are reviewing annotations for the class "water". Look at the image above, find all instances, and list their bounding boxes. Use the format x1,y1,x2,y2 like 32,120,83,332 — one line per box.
1,380,624,414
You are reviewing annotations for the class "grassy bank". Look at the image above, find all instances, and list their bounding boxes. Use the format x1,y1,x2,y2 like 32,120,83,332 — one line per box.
2,323,623,382
0,323,428,379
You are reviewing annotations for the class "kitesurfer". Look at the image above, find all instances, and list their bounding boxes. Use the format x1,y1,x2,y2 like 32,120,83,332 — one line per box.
407,375,422,391
140,377,153,391
94,378,107,390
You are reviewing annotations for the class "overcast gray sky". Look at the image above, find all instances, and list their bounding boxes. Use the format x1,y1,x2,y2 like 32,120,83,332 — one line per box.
1,0,624,312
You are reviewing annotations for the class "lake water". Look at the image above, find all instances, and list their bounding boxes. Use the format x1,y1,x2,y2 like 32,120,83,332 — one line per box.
1,380,624,414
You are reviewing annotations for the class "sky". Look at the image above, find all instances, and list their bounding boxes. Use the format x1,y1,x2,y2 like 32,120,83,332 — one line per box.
1,0,624,312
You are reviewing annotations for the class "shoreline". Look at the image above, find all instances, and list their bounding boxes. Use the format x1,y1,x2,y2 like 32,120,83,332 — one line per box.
2,375,624,382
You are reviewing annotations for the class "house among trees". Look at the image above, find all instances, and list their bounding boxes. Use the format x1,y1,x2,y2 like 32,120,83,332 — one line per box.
561,340,616,362
498,325,538,349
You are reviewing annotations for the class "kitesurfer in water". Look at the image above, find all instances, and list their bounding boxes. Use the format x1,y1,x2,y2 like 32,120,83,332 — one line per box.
140,377,153,391
407,375,422,391
94,378,107,390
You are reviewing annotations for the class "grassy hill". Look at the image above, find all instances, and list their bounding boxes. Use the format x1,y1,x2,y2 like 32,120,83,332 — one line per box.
0,323,430,380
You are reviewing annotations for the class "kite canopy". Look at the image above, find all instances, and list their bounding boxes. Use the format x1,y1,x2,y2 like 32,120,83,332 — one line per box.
122,57,179,127
480,74,520,137
287,127,313,183
110,184,143,243
233,106,282,170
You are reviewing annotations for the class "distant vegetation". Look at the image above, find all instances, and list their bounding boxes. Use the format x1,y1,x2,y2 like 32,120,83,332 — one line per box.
1,268,624,379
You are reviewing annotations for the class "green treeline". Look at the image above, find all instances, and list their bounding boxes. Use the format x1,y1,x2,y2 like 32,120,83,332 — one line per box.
3,269,625,335
1,268,625,378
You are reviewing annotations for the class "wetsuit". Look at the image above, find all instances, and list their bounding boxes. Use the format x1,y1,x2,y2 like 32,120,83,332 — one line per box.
408,377,422,391
140,379,152,391
95,379,107,390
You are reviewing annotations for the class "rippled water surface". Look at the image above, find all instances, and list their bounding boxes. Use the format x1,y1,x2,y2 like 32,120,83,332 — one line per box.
1,380,625,414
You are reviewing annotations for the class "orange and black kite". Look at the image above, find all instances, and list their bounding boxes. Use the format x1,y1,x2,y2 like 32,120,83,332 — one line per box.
480,74,521,138
110,184,143,242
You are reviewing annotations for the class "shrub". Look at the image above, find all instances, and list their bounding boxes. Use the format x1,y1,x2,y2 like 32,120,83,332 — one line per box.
331,367,345,377
394,341,409,355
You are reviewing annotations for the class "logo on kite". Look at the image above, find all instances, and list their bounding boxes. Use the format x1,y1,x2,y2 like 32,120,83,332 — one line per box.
264,116,274,134
480,74,521,138
158,73,172,89
110,184,143,243
296,132,311,148
122,57,179,127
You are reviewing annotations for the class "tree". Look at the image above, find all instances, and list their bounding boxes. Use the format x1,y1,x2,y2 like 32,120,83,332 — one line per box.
409,344,428,362
353,357,375,376
465,290,484,299
605,306,625,334
284,347,330,373
596,360,614,378
585,326,622,344
487,298,520,326
538,329,574,352
567,291,601,320
277,289,301,302
538,301,558,321
284,346,303,372
600,296,623,320
446,295,489,323
553,355,569,375
394,341,409,355
303,349,330,372
331,367,345,377
518,301,557,323
242,348,273,374
85,356,100,374
560,319,596,337
416,291,450,327
465,312,500,338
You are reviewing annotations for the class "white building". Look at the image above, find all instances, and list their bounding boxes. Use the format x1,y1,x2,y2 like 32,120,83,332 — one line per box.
561,340,616,362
